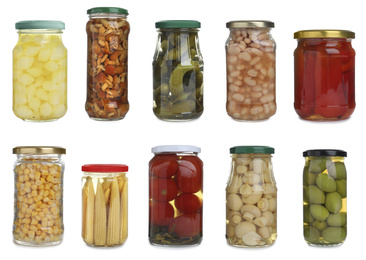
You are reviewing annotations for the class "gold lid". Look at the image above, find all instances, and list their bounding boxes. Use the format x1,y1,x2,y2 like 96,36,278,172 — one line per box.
226,20,274,29
13,146,66,155
294,30,355,39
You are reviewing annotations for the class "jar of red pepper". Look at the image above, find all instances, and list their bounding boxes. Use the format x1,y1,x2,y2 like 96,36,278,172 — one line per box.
294,30,355,121
149,145,203,246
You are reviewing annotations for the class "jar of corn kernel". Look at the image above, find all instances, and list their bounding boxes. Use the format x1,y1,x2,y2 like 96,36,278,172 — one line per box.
226,21,276,120
13,21,67,122
13,146,66,246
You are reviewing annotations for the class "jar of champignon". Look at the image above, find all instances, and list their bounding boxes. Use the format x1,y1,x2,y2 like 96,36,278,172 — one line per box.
226,146,277,247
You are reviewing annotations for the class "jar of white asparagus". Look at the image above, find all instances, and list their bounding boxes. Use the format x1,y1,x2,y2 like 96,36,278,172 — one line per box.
81,164,128,247
13,146,66,246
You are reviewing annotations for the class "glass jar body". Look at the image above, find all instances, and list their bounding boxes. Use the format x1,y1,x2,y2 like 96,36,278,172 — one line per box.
226,153,277,247
226,28,276,120
152,28,204,121
13,154,65,246
85,13,130,120
303,155,347,246
294,38,355,121
13,29,67,121
149,151,203,245
81,171,128,247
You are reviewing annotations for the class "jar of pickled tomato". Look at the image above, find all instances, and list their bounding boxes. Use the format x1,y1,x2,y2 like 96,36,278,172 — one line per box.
149,145,203,246
13,20,67,121
303,149,347,246
294,30,355,121
226,146,277,247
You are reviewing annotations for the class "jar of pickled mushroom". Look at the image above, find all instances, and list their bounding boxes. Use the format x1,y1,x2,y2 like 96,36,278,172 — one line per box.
153,20,204,121
294,30,355,121
226,21,276,120
13,21,67,121
226,146,277,247
149,145,203,245
13,146,66,246
81,164,128,247
85,7,130,120
303,149,347,246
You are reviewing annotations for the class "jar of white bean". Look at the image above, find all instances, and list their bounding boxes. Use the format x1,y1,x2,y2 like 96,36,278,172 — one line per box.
226,21,276,120
226,146,277,247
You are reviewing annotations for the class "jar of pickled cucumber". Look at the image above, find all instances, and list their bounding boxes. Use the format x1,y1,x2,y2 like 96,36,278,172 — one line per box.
226,146,277,247
81,164,128,247
85,7,130,120
13,21,67,121
153,20,204,121
303,149,347,246
13,146,66,246
149,145,203,245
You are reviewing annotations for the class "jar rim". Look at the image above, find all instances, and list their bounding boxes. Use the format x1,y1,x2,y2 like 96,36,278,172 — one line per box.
87,7,128,15
15,20,65,30
13,146,66,155
152,145,201,154
294,30,355,39
303,149,347,157
230,146,274,154
155,20,201,29
226,20,274,29
82,164,128,172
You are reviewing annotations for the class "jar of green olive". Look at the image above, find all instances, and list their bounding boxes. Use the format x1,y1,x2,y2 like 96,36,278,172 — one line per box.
152,20,204,121
303,149,347,246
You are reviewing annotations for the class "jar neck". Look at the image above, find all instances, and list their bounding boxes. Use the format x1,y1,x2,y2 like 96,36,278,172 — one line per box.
89,13,127,19
232,153,272,159
158,28,199,33
155,152,198,156
82,172,126,177
17,154,62,160
17,29,63,35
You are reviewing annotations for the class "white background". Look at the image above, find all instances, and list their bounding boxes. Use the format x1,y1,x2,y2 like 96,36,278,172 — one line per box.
0,0,363,259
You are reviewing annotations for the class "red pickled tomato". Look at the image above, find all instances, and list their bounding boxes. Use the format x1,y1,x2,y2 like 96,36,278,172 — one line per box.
149,201,175,226
168,213,201,238
150,155,178,178
174,193,202,214
176,156,202,193
150,178,178,202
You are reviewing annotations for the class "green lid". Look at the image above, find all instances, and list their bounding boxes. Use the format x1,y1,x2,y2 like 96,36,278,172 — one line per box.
230,146,275,154
155,20,201,29
87,7,128,15
15,20,65,30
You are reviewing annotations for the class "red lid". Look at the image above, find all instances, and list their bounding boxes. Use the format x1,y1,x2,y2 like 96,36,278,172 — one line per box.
82,164,129,172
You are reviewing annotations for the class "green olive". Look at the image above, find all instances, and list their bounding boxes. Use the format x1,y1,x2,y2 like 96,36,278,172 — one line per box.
306,185,325,204
327,162,347,179
308,158,327,174
303,205,314,223
325,192,342,214
312,220,328,231
322,227,346,244
304,226,320,243
327,212,346,227
316,173,336,192
310,204,329,221
336,179,347,198
303,166,317,185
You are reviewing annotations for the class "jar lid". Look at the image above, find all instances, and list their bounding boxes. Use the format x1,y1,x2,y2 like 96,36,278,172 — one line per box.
303,149,347,157
87,7,128,15
82,164,129,172
155,20,201,29
13,146,66,154
230,146,274,154
152,145,201,153
15,20,65,30
294,30,355,39
226,20,274,29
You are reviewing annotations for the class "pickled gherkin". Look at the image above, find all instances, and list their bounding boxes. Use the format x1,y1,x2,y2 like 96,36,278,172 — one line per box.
153,20,203,120
302,150,347,246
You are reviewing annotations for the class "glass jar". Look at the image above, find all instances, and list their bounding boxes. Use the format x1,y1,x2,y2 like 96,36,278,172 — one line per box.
12,146,66,246
226,21,276,121
303,149,347,246
226,146,277,247
153,20,204,121
85,7,130,120
13,21,67,121
81,164,129,247
294,30,355,121
149,145,203,245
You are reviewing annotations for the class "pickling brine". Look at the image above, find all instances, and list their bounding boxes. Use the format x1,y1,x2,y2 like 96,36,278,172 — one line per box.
13,21,67,121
